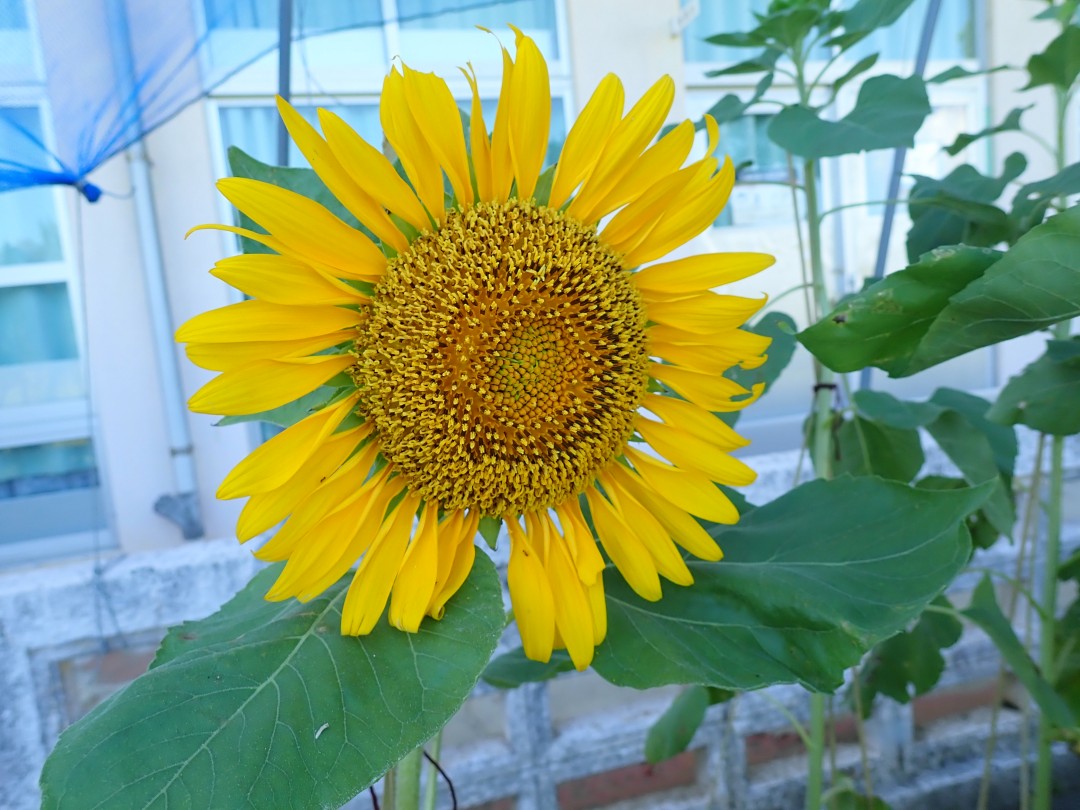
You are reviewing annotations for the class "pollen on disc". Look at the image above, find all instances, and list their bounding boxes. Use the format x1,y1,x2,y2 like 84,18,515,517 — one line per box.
353,199,650,516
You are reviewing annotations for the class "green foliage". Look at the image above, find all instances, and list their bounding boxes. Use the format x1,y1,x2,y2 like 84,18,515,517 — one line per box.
591,476,990,693
477,515,503,551
854,596,962,717
768,75,930,159
1010,161,1080,236
40,557,505,810
961,576,1077,729
1024,24,1080,89
699,74,774,126
215,386,340,429
482,648,574,688
988,338,1080,435
945,106,1031,156
906,153,1026,261
644,686,710,764
834,413,925,483
803,205,1080,377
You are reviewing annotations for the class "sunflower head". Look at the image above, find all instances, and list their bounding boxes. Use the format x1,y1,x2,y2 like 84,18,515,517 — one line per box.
178,28,774,671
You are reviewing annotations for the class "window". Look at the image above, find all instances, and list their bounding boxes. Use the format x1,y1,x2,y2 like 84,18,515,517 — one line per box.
849,0,976,62
0,0,35,83
0,104,107,563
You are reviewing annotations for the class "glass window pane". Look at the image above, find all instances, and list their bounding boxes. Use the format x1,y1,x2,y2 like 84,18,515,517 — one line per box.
0,283,78,365
397,0,559,64
0,439,97,499
204,0,382,31
0,107,63,265
683,0,769,63
848,0,976,61
0,0,28,28
0,0,34,82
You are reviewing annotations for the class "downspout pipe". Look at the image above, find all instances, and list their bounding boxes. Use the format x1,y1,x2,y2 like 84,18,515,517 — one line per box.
105,0,203,538
860,0,942,390
277,0,293,167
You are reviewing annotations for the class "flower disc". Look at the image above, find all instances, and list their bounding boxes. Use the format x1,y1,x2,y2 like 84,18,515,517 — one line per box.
355,199,650,516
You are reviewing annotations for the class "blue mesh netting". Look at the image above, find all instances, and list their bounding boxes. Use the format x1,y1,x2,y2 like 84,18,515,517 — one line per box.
0,0,537,200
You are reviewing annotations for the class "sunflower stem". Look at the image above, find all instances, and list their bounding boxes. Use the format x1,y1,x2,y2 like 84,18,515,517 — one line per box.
422,733,442,810
386,746,424,810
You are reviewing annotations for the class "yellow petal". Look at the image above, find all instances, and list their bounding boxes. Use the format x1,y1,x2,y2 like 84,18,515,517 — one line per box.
254,446,381,561
599,470,693,586
319,108,431,233
540,512,594,670
188,354,354,416
401,67,473,207
295,475,406,599
186,222,288,254
218,395,361,500
185,330,355,372
634,253,775,295
648,322,772,354
645,394,750,451
636,418,757,486
235,426,366,540
606,461,722,561
381,69,446,224
506,516,555,663
587,577,607,645
600,161,700,252
585,486,661,601
649,340,750,377
623,158,737,266
217,177,387,279
428,511,480,620
626,446,740,524
591,119,695,220
341,491,422,635
277,97,409,252
649,362,759,411
505,28,551,200
210,253,365,306
548,73,624,209
460,64,494,201
553,500,605,585
489,41,516,201
388,501,442,632
176,299,362,343
568,75,675,224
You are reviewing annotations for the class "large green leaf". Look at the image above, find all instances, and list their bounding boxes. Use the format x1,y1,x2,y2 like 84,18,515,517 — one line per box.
854,595,962,716
987,337,1080,435
961,576,1077,729
1010,161,1080,236
591,476,991,692
798,245,1001,375
644,686,710,764
840,0,918,35
1025,24,1080,90
767,75,930,159
41,556,504,810
482,648,574,688
834,414,924,483
803,206,1080,377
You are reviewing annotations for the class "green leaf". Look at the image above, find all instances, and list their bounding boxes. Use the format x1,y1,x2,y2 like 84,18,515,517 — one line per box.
835,415,925,483
927,65,1012,83
704,31,768,48
804,206,1080,377
41,556,505,810
987,338,1080,435
704,47,782,78
482,648,574,688
916,476,1000,550
644,686,710,764
1060,548,1080,582
841,0,918,34
700,73,774,127
227,147,366,253
961,576,1077,728
477,516,502,551
592,476,991,692
945,106,1031,156
722,311,798,427
827,786,894,810
1025,24,1080,90
830,53,880,97
906,153,1027,262
855,595,962,716
1009,161,1080,236
798,245,1002,375
852,389,942,429
767,75,930,159
755,7,822,49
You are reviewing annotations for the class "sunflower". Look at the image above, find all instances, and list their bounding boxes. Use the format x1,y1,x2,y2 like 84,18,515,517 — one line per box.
178,28,773,671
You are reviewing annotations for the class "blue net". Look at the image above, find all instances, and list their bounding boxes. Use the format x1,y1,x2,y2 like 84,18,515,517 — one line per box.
0,0,540,200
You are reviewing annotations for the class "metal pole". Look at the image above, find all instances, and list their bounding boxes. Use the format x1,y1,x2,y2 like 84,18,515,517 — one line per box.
861,0,942,390
103,0,203,538
277,0,293,167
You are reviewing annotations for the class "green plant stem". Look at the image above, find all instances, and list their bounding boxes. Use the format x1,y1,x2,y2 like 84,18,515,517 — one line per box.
422,732,442,810
807,692,827,810
389,747,424,810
